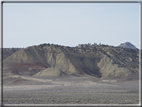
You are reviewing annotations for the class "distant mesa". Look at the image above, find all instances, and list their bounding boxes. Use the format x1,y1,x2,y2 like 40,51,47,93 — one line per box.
118,42,138,50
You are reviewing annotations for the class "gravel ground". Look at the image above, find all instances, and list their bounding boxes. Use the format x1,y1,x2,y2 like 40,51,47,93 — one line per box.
3,77,140,105
3,92,139,104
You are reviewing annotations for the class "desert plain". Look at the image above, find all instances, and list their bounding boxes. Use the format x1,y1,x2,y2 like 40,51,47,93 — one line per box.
3,75,140,105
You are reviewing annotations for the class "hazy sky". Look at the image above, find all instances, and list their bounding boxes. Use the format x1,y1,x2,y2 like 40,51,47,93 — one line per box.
3,3,140,48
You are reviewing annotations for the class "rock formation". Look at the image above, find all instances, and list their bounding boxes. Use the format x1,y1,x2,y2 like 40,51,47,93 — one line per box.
118,42,138,49
2,42,139,82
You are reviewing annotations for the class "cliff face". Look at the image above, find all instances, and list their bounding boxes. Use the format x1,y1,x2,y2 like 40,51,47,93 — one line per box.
3,43,139,79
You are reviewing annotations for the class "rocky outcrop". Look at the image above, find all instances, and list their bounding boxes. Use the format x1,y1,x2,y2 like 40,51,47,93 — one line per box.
118,42,138,49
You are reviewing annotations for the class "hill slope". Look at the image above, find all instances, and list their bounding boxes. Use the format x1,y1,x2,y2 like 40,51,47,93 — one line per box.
3,43,139,80
0,48,22,62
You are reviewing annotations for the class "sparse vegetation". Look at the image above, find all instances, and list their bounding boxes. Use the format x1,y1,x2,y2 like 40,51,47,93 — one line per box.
3,78,139,104
3,92,139,104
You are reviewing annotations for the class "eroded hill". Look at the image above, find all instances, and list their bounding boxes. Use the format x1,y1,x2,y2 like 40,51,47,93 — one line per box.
3,43,139,82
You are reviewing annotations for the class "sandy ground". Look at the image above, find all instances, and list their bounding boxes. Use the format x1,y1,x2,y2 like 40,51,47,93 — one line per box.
3,76,140,105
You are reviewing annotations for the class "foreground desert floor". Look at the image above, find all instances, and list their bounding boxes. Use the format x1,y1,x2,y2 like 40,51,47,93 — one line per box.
3,76,140,105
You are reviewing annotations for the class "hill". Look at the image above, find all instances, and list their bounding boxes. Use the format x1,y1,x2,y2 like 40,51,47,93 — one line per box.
0,48,22,61
118,42,138,49
3,43,139,81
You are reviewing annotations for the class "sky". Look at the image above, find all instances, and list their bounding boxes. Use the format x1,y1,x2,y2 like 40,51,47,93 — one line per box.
3,3,140,48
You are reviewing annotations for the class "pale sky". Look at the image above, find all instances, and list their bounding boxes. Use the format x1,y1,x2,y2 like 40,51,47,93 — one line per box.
3,3,140,48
